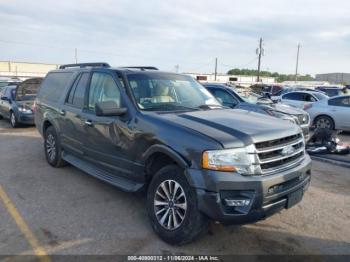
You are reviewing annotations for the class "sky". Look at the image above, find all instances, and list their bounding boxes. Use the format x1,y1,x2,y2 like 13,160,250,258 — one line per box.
0,0,349,75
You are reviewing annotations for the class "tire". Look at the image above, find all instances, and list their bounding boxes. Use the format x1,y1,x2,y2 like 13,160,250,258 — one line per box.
147,165,209,245
44,126,67,167
10,112,19,128
314,115,334,130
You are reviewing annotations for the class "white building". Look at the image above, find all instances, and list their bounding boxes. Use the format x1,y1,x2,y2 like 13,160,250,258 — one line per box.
184,72,275,87
0,61,59,80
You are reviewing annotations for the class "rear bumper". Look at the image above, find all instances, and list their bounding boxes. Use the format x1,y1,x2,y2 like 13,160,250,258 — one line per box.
188,155,312,224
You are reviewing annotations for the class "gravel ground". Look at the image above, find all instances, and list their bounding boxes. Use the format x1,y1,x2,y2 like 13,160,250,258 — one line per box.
0,119,349,257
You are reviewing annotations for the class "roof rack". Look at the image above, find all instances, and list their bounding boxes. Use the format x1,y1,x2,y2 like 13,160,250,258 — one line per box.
59,62,110,69
121,66,158,71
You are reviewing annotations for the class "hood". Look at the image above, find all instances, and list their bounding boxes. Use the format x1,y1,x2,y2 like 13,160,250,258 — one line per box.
154,109,301,148
266,103,306,115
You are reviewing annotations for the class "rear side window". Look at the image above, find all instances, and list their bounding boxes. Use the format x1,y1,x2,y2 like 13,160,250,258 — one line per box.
66,73,90,108
328,97,350,107
38,72,73,103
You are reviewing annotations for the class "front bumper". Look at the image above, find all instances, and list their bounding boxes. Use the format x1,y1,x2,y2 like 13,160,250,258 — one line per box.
18,113,34,125
187,155,312,224
300,125,310,141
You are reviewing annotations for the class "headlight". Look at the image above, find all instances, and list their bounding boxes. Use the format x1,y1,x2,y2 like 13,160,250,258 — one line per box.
281,116,297,124
18,107,33,114
202,146,259,174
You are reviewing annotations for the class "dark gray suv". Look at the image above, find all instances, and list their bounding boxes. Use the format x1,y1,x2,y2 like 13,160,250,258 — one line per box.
35,63,312,244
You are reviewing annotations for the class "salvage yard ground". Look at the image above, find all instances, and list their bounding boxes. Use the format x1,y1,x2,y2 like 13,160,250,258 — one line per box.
0,120,349,256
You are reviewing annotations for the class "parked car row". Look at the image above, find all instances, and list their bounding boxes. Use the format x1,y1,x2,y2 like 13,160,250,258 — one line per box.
202,83,310,138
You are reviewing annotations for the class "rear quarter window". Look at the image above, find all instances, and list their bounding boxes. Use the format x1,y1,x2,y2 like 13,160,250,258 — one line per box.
38,72,74,103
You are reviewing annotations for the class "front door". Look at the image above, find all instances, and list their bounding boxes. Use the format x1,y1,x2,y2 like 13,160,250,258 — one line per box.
81,71,136,179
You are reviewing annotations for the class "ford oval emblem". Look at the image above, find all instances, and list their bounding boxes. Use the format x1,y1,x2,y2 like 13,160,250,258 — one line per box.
281,145,296,156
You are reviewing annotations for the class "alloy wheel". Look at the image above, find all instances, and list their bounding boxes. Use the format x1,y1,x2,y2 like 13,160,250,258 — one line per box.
10,113,16,127
46,134,57,162
154,179,187,230
316,117,332,129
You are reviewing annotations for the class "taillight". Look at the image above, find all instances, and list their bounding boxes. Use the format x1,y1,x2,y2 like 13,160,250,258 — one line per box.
303,103,312,110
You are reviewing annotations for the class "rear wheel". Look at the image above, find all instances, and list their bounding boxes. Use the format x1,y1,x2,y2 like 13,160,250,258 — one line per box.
10,112,18,128
314,115,334,130
147,165,209,245
44,126,67,167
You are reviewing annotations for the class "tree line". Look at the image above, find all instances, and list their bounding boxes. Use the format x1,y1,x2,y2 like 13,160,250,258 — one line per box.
227,68,314,83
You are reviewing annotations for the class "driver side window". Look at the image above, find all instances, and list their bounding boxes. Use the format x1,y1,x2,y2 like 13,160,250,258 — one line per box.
88,73,121,111
212,89,238,107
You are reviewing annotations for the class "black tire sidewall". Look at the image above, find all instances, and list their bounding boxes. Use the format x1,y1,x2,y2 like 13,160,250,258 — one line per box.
10,112,18,128
147,165,208,245
44,126,60,167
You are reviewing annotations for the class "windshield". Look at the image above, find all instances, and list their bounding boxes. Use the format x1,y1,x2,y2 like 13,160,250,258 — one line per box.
126,73,220,111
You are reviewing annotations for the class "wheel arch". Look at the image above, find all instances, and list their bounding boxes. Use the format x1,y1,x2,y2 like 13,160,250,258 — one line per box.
142,145,190,183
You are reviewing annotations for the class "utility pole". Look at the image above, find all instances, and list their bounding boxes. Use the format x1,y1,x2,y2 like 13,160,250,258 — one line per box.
75,48,78,64
214,57,218,81
295,43,301,83
256,37,264,83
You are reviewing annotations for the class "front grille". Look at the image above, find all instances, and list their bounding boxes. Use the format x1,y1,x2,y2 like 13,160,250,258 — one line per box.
255,133,302,150
254,133,305,175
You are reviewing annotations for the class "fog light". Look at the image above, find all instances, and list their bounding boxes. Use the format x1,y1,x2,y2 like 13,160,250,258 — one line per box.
224,199,251,207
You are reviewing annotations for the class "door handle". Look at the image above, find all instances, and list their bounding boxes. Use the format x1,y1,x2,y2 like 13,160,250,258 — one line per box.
59,109,66,116
84,120,93,126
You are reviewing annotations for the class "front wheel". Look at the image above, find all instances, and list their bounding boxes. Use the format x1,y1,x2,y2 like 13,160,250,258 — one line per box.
147,165,209,245
10,112,18,128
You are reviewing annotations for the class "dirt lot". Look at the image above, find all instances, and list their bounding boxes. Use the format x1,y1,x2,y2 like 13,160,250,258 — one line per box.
0,120,349,257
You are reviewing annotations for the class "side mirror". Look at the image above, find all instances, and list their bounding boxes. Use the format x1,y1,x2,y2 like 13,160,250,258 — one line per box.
95,101,127,116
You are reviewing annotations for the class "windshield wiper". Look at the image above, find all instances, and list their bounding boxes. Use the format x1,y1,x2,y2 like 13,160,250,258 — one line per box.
143,104,201,112
196,104,227,110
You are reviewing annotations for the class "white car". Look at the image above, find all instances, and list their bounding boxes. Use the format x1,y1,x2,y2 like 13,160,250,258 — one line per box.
278,90,329,109
305,95,350,130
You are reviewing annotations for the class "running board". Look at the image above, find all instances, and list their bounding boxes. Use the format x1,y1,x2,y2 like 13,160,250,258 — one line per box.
62,153,143,192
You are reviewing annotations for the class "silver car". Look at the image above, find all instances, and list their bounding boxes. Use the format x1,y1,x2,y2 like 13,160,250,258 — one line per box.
278,90,328,109
305,95,350,130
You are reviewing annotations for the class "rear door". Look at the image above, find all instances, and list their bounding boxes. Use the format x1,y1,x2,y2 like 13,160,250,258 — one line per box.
327,96,350,129
60,72,90,157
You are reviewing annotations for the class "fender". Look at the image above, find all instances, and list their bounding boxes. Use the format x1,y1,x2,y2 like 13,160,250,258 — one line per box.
42,110,61,135
142,144,189,168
